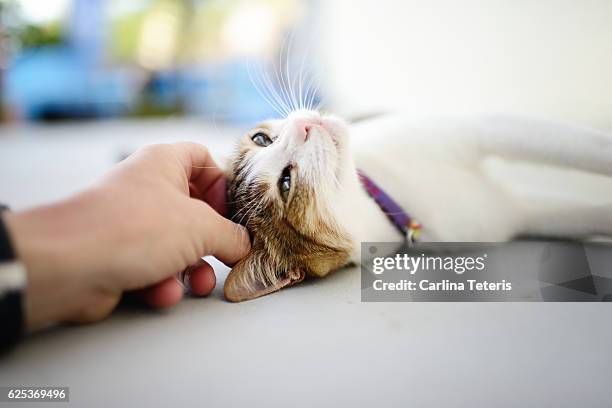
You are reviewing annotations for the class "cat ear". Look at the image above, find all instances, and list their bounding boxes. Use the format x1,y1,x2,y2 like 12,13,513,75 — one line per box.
224,249,305,302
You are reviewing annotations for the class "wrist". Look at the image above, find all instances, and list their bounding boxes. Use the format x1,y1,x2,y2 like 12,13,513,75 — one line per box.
0,206,26,349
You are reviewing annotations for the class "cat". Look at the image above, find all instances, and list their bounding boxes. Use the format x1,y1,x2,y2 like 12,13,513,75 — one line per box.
223,109,612,302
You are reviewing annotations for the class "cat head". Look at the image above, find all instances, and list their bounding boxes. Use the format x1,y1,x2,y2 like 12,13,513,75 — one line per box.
224,109,357,301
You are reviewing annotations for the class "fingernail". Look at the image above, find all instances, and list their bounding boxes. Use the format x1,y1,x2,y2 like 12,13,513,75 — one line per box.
240,225,252,245
176,269,190,294
183,271,191,293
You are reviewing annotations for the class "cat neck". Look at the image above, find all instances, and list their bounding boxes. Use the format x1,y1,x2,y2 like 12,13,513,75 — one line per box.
333,167,405,260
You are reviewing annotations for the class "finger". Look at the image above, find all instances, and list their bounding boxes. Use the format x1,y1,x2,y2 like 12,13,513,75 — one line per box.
142,277,184,308
202,175,228,216
193,201,251,265
67,291,120,324
189,175,227,216
172,142,226,196
182,259,216,297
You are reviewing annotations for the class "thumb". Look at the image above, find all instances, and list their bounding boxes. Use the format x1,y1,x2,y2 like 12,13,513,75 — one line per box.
192,200,251,265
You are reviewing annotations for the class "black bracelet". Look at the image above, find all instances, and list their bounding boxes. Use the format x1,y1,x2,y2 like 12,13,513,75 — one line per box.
0,205,14,261
0,206,25,352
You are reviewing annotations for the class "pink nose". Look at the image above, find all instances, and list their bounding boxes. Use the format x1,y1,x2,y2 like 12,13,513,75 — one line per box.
295,117,322,142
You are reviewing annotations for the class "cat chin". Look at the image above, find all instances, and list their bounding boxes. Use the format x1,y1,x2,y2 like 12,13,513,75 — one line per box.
320,116,353,180
321,116,349,143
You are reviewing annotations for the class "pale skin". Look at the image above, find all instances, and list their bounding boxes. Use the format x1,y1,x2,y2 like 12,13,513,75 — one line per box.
2,142,251,331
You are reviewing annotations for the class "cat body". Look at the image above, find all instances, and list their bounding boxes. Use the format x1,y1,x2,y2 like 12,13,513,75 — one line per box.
224,110,612,301
346,114,612,247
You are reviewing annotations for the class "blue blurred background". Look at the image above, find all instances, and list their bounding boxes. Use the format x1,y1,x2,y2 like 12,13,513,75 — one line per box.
2,0,612,211
0,0,312,124
4,0,612,128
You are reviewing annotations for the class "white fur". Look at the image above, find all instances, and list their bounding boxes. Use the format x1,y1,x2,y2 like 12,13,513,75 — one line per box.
349,114,612,246
246,111,612,264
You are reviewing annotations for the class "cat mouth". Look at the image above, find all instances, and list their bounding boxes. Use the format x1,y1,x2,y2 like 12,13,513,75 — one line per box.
306,122,342,151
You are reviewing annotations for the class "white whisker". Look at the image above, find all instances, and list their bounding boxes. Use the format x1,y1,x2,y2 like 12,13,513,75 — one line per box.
259,62,291,116
306,69,322,110
247,60,288,118
285,29,300,112
278,32,296,112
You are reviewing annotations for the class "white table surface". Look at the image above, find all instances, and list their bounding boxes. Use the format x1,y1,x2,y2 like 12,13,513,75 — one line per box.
0,119,610,408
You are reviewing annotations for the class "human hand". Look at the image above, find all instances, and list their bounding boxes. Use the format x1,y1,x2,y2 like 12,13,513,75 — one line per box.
3,142,250,330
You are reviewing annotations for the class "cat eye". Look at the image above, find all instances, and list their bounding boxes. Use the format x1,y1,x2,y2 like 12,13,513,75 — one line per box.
251,132,272,147
279,165,292,202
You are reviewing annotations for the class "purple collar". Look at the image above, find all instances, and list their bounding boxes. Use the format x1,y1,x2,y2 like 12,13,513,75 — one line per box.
357,169,421,242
